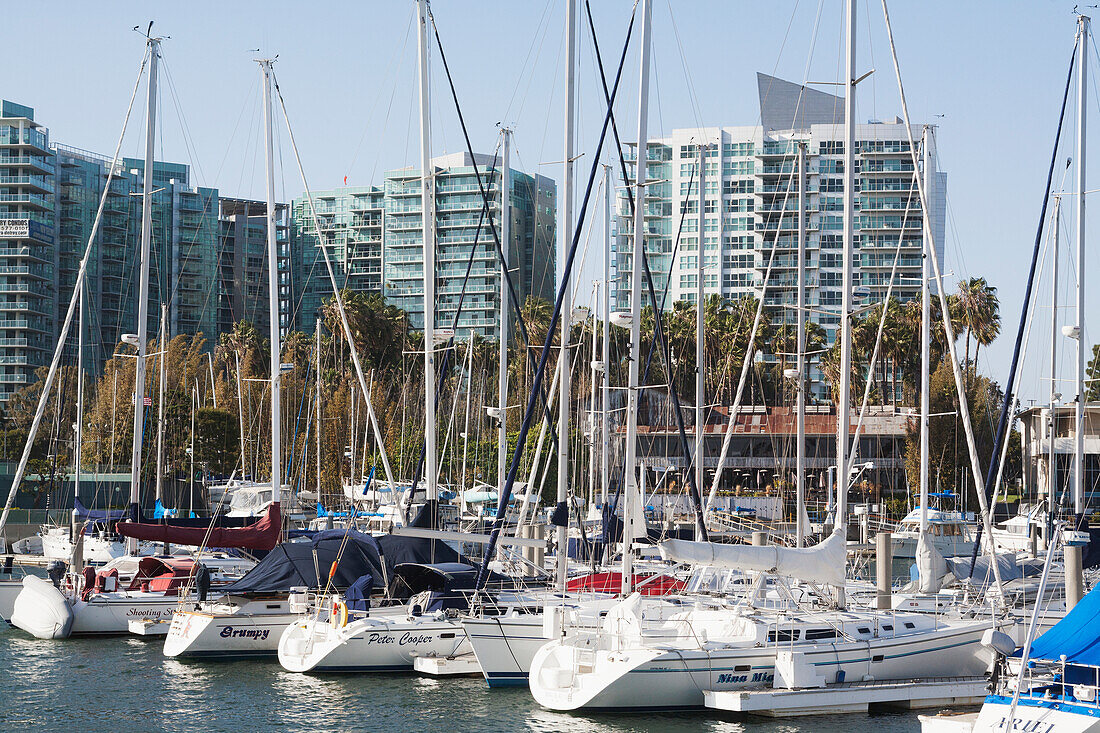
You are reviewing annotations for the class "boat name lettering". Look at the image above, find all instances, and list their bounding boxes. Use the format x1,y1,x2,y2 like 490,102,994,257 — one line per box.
126,608,168,619
715,672,773,685
219,626,270,641
993,718,1056,733
399,632,434,646
366,633,396,645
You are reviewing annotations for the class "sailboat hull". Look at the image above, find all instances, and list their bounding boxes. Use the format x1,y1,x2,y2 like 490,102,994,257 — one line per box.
278,611,470,673
164,602,296,659
530,621,994,711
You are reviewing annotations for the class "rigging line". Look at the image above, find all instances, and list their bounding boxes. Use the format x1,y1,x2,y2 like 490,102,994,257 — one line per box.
962,25,1080,568
584,0,716,537
475,0,634,591
0,43,151,533
665,0,704,129
346,6,416,178
503,0,556,123
426,9,564,454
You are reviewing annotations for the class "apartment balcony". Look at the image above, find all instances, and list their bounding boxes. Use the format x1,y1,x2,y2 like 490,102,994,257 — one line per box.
0,176,54,194
0,373,28,383
859,162,916,174
0,193,51,211
0,156,54,175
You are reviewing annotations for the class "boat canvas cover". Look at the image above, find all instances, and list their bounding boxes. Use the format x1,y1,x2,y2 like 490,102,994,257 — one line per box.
659,529,847,587
74,498,125,522
217,530,384,594
376,533,468,573
116,503,281,551
1026,581,1100,666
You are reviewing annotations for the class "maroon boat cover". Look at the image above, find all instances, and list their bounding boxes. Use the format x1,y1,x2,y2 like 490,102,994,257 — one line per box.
116,502,281,550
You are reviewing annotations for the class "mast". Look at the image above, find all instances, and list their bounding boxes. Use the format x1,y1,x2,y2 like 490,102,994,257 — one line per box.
1074,14,1089,517
497,128,512,495
919,127,932,536
190,382,196,514
601,165,612,511
1050,196,1061,535
259,58,282,507
155,304,167,504
796,141,808,547
588,284,599,513
460,335,474,514
417,0,438,509
234,351,247,480
621,0,652,596
695,142,706,541
556,0,577,592
837,0,856,536
75,283,84,521
127,34,159,553
315,317,322,506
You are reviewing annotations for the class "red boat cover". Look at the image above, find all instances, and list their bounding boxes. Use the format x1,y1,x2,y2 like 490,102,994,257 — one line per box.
115,502,281,551
566,571,685,596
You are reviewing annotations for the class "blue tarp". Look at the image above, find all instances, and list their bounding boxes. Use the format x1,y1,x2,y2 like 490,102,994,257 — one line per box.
1026,581,1100,665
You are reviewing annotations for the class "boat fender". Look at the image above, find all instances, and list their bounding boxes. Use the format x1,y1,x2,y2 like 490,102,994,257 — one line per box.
330,599,348,629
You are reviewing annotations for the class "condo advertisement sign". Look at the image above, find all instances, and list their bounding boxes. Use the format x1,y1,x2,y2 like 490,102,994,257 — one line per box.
0,219,54,244
0,219,29,238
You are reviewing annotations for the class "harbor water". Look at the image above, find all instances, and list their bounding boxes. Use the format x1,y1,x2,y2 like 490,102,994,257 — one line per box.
0,624,927,732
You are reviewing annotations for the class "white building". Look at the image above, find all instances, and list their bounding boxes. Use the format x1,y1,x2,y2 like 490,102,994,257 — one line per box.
615,74,947,399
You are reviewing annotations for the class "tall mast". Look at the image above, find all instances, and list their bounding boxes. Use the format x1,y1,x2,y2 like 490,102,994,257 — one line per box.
621,0,652,596
417,0,438,508
796,141,808,547
497,128,512,495
259,59,282,506
695,143,706,541
1050,197,1061,538
556,0,577,592
1074,14,1089,517
588,285,599,511
919,128,932,535
75,283,84,519
127,34,159,552
155,304,167,504
315,317,322,505
837,0,856,534
234,351,247,480
601,164,612,511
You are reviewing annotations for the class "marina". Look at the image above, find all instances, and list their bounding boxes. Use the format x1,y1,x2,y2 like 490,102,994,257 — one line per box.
1,1,1099,731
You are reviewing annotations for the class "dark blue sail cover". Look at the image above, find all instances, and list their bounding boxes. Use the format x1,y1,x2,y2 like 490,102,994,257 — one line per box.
1026,581,1100,666
217,530,384,594
74,498,126,522
376,533,468,571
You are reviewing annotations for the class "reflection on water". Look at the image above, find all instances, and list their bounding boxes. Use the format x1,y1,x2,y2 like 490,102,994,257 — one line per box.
0,626,921,732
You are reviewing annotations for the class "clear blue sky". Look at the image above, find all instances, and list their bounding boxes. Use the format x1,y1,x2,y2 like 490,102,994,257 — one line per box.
5,1,1096,404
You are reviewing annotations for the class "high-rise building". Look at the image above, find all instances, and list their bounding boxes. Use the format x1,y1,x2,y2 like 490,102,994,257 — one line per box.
217,197,290,340
615,74,946,399
0,101,57,399
289,152,556,339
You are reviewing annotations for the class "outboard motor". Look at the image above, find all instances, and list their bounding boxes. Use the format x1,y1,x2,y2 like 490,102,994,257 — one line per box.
195,563,211,603
46,560,67,589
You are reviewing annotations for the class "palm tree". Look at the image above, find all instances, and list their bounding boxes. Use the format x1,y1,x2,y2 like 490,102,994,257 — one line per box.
954,277,1001,384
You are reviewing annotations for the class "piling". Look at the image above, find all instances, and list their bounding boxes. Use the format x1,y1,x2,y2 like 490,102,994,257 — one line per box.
876,531,892,610
1066,543,1084,610
752,531,767,546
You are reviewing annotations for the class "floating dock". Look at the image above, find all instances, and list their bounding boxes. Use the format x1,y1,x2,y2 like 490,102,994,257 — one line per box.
704,676,989,718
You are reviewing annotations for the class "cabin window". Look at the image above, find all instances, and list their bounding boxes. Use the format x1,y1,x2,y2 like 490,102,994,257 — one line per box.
857,627,871,634
872,654,884,663
805,629,840,641
767,629,799,642
903,622,915,629
882,624,893,631
734,665,751,672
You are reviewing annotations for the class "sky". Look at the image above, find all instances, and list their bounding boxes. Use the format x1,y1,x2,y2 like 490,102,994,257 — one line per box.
4,0,1098,406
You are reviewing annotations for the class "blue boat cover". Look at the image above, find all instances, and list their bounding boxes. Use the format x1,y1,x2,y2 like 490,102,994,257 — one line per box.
74,498,126,522
345,573,373,612
217,530,384,594
1026,581,1100,665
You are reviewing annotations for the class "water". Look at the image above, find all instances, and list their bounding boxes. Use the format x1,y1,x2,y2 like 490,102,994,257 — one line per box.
0,625,928,733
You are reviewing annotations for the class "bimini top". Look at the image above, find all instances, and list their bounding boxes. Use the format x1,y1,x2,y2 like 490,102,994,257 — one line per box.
217,530,384,594
1026,581,1100,666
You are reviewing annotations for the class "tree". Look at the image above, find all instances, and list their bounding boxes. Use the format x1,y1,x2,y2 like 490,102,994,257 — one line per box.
1088,343,1100,402
954,277,1001,382
194,408,240,476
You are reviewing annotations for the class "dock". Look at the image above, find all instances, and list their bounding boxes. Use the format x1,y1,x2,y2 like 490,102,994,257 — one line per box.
704,676,989,718
413,653,483,677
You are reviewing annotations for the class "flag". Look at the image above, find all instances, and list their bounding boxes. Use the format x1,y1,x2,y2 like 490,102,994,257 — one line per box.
343,175,347,185
144,396,152,406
